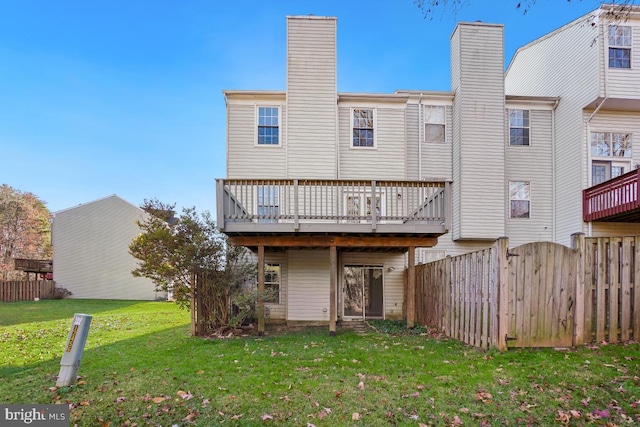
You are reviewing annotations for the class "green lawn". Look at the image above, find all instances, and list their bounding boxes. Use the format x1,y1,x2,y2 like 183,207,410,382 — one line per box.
1,300,639,426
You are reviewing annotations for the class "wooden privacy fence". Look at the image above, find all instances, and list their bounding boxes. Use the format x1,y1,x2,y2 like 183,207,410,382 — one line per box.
414,234,640,350
0,280,56,302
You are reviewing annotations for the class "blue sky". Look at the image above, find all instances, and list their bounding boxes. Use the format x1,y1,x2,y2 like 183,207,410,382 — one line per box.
1,0,602,215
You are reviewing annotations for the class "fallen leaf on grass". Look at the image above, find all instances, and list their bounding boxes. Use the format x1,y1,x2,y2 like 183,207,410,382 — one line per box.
358,381,365,391
177,390,193,400
262,414,273,421
230,414,243,420
352,412,361,420
151,397,166,403
196,370,204,374
114,397,126,403
475,391,493,402
183,411,199,422
452,415,463,426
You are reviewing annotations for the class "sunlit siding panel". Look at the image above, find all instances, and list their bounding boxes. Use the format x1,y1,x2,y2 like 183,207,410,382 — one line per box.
339,252,405,319
227,103,287,179
265,252,287,320
506,16,599,245
286,250,330,321
338,105,406,180
451,23,505,240
590,223,640,237
286,16,337,179
505,109,554,246
52,195,158,300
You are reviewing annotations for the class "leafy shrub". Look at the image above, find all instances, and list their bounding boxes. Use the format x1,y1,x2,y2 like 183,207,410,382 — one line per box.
367,319,427,335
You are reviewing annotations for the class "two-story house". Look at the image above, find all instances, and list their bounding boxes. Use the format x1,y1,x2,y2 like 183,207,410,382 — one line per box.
217,5,640,333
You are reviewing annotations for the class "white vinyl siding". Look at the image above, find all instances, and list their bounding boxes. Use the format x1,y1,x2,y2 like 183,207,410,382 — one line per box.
286,16,337,179
286,250,330,321
227,101,287,179
505,109,554,245
421,104,453,180
52,195,159,300
451,22,505,240
506,14,598,245
338,104,406,180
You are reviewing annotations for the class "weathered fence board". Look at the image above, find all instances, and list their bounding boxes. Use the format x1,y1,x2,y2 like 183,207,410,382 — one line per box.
0,281,56,302
413,234,640,351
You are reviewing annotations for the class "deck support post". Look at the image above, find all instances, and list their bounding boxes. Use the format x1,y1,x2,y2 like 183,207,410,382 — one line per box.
329,245,337,336
407,246,416,329
257,245,265,336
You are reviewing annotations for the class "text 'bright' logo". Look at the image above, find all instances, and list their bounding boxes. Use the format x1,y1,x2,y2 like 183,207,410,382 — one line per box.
1,405,67,426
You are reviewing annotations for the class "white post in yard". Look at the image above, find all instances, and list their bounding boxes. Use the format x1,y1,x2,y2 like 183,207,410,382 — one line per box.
56,313,92,387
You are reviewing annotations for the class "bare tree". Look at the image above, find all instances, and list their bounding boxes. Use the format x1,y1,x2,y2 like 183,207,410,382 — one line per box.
414,0,637,19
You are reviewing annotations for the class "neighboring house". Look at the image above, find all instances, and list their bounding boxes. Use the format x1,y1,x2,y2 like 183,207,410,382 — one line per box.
217,6,640,330
52,195,161,300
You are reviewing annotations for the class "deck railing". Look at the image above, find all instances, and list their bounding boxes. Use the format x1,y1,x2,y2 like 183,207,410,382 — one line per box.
216,179,451,233
14,258,53,273
583,169,640,222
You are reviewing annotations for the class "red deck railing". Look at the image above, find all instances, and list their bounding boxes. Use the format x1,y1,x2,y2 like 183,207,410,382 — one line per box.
583,168,640,222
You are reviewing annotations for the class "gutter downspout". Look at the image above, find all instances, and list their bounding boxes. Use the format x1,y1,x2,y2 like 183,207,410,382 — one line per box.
583,18,610,237
418,93,423,179
585,97,607,237
552,98,559,243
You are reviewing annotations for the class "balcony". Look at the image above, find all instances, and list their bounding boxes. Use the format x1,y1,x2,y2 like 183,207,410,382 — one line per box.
14,258,53,274
216,179,451,249
583,168,640,222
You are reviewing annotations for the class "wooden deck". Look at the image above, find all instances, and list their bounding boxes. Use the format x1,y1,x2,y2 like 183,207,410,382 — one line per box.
583,169,640,222
216,179,451,244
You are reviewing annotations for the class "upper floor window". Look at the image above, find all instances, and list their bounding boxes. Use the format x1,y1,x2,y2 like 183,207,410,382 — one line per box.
257,185,279,223
424,105,446,143
509,109,530,146
352,108,375,148
609,26,631,69
263,263,281,304
509,181,530,219
591,132,632,158
257,106,280,145
590,132,632,185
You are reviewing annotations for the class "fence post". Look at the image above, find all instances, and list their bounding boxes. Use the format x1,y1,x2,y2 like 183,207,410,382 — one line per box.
571,233,586,346
491,237,509,351
407,247,416,329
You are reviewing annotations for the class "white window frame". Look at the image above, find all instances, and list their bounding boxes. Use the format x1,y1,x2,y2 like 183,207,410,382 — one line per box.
508,109,530,146
255,105,281,146
508,181,530,219
590,131,632,185
263,263,281,304
608,25,632,69
423,105,446,143
350,108,377,149
343,191,386,223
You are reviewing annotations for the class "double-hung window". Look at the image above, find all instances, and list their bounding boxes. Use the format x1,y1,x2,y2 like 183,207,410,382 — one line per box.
590,132,632,185
509,181,530,219
424,105,446,143
257,106,280,145
609,25,631,69
263,263,281,304
352,108,375,148
509,109,530,146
